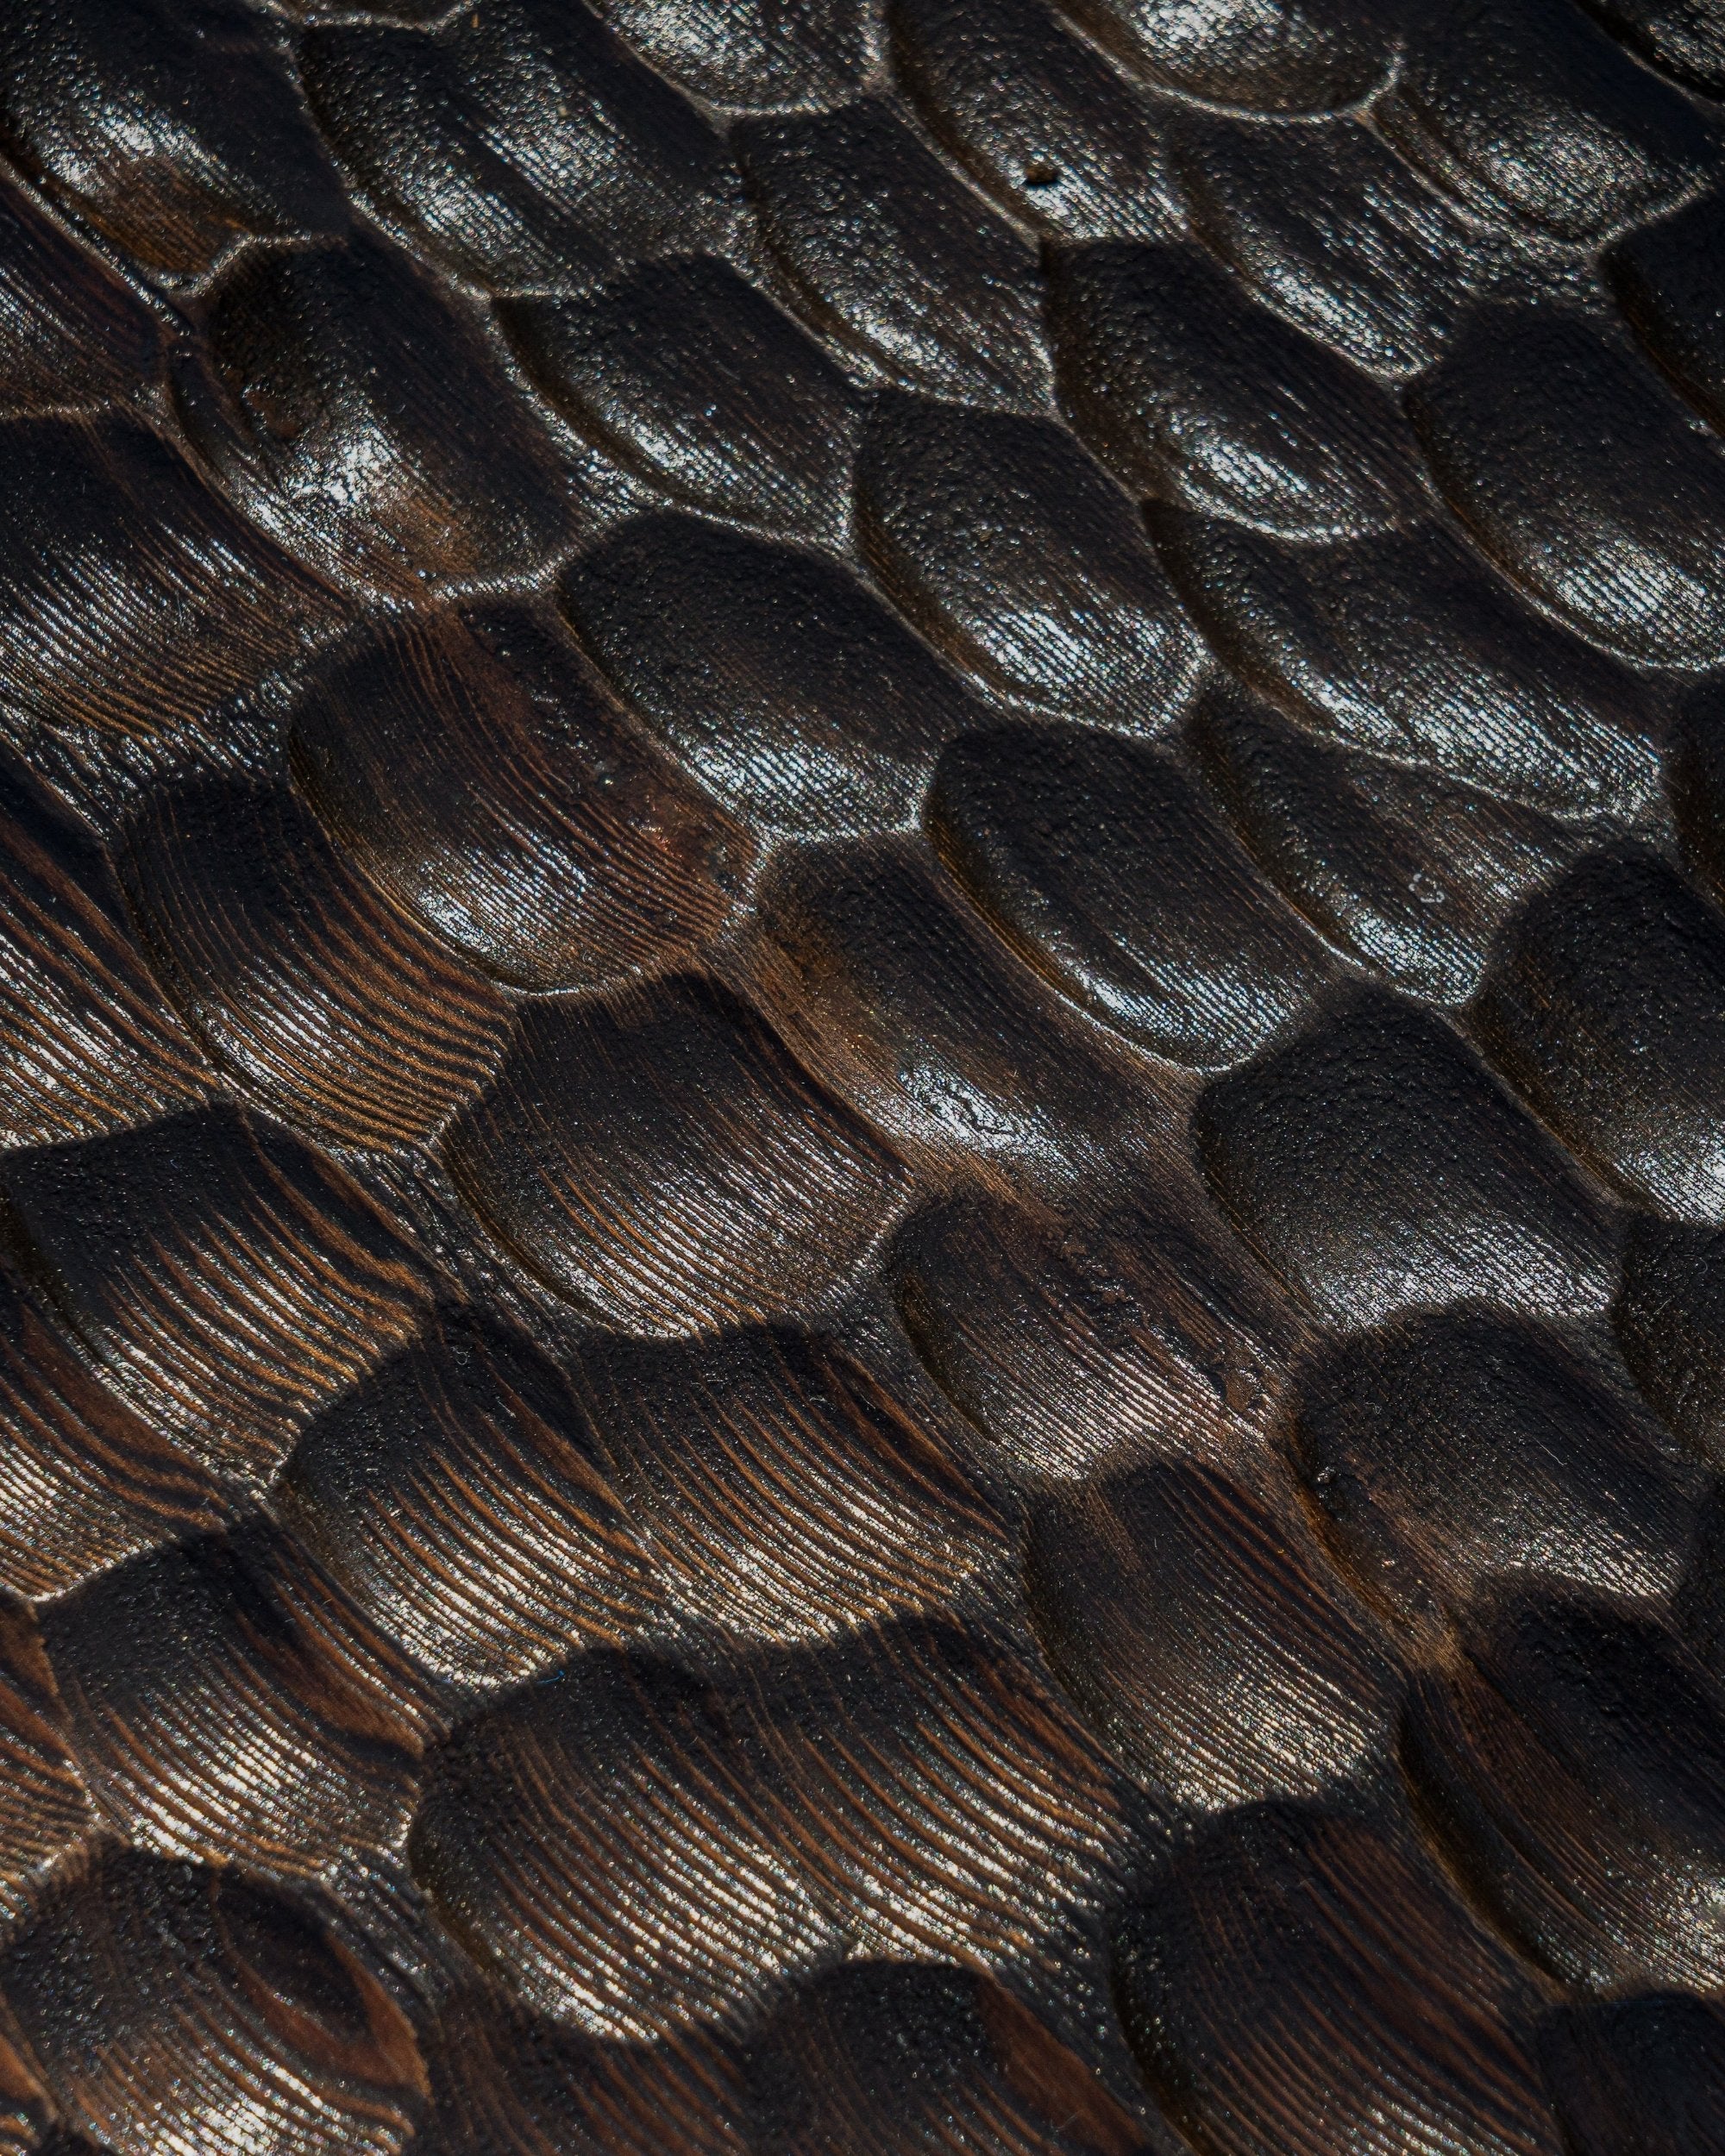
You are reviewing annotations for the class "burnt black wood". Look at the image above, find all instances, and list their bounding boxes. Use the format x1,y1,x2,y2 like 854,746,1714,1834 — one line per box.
0,1,1719,2149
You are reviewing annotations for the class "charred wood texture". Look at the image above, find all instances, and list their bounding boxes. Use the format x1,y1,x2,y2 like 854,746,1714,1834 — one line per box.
0,0,1720,2148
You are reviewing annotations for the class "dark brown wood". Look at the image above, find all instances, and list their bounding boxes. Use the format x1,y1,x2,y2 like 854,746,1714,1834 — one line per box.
0,0,1721,2148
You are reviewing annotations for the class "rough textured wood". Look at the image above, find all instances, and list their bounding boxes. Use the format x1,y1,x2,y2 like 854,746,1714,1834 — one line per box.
0,1,1722,2148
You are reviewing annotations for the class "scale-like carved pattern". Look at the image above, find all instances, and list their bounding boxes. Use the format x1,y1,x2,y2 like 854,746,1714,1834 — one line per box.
0,0,1722,2146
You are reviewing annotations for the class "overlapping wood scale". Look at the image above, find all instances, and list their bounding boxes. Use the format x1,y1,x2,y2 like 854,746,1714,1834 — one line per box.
40,1517,424,1893
289,606,748,994
445,972,907,1333
564,1323,1007,1643
0,1105,433,1485
120,778,514,1150
0,414,348,745
1115,1805,1564,2156
411,1650,844,2041
0,1262,228,1601
281,1307,657,1687
0,752,209,1150
0,1854,425,2156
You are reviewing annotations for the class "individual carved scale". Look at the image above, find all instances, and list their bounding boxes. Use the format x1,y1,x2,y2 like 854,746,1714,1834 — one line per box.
0,0,1721,2148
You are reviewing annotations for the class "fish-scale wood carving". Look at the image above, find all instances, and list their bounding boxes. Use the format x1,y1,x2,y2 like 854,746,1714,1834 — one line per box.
0,0,1723,2147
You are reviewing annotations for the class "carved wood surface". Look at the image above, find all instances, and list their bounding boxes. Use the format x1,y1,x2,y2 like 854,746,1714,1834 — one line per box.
0,0,1721,2148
